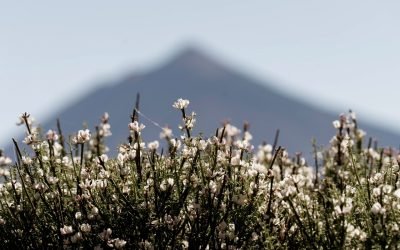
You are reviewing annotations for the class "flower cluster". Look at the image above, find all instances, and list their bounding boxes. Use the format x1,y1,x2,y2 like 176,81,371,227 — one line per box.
172,98,190,110
0,101,399,249
72,129,91,144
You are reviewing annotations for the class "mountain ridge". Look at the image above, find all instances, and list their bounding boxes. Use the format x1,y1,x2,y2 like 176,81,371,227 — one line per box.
5,47,399,159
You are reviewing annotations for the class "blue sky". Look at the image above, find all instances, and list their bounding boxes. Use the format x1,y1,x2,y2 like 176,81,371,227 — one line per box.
1,1,400,147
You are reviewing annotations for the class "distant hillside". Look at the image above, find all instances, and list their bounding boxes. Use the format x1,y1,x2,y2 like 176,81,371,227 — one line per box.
6,47,400,159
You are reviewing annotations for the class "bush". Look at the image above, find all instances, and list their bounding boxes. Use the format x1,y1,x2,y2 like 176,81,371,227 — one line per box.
0,98,399,249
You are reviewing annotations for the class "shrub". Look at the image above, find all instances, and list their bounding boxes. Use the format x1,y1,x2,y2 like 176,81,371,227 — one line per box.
0,98,399,249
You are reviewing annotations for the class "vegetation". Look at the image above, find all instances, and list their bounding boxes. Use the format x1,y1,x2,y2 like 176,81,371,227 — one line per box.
0,97,399,249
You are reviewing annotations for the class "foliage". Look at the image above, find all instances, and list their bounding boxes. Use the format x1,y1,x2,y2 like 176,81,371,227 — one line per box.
0,98,399,249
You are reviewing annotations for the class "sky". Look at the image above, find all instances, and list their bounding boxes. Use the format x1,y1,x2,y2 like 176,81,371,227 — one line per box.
1,1,400,148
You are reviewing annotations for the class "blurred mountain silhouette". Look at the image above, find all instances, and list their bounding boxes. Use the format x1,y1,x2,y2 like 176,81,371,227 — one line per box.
6,47,400,159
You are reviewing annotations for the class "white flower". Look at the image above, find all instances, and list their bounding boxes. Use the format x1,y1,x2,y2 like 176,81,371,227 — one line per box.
184,112,196,129
231,155,241,165
71,232,82,243
281,185,297,197
114,238,127,249
97,154,109,164
194,139,207,151
371,202,385,215
73,129,91,144
333,120,341,129
244,131,253,141
62,156,71,166
372,187,381,197
235,140,250,150
47,176,59,185
99,228,112,241
251,232,259,241
172,98,190,109
160,181,167,191
260,144,273,153
0,168,10,177
99,123,112,137
22,156,32,165
182,240,189,248
209,180,217,194
371,173,383,184
46,129,59,141
96,179,108,189
80,223,91,233
356,129,366,139
341,135,354,149
299,157,306,166
148,141,159,150
382,185,393,194
101,112,110,122
0,156,12,167
160,127,173,139
60,225,73,235
128,121,145,134
108,238,127,249
334,200,353,215
169,139,181,149
75,212,82,220
167,178,174,186
393,189,400,199
248,168,258,177
250,163,268,175
23,134,37,145
91,206,99,215
160,178,174,191
349,111,357,120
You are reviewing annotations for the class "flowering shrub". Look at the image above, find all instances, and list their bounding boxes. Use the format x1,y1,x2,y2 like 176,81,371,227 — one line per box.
0,99,399,249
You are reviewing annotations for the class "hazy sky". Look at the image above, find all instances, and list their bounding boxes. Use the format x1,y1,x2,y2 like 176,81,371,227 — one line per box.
1,1,400,148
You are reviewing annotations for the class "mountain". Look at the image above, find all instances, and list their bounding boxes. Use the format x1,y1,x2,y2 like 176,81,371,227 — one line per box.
6,47,400,159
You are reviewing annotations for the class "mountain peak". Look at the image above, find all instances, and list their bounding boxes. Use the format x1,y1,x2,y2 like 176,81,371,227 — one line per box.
173,46,212,61
160,46,227,75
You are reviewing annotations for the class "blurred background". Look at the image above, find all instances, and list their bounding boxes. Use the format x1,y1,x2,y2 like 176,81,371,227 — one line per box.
1,1,400,155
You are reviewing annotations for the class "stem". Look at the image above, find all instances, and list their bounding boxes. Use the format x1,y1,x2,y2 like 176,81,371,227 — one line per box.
266,146,281,230
135,131,142,184
312,139,319,185
272,129,280,153
56,118,66,157
286,197,317,250
80,143,84,168
181,108,191,138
